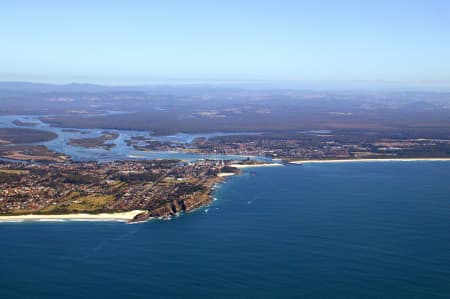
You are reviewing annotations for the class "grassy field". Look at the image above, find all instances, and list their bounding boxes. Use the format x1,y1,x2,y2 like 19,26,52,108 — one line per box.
0,169,29,175
40,194,116,214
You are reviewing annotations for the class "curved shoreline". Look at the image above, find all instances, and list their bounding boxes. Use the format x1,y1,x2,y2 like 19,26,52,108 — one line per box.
0,210,146,223
229,163,283,168
290,158,450,164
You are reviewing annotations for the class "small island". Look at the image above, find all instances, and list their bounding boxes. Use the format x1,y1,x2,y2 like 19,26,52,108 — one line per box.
12,120,38,127
68,131,119,150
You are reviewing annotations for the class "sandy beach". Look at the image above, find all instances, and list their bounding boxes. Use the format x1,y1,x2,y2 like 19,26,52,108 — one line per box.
218,172,236,177
290,158,450,164
0,210,146,222
230,163,283,169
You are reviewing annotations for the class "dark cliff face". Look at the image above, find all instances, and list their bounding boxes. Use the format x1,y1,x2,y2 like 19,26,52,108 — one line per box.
129,198,204,222
143,195,211,219
129,180,219,223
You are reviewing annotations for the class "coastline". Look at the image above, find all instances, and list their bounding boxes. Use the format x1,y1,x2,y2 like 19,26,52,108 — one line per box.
290,158,450,164
218,172,236,177
3,158,449,224
0,210,146,223
230,163,283,169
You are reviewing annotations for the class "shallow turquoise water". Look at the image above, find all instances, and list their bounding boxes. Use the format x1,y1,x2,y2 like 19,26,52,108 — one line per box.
1,162,450,298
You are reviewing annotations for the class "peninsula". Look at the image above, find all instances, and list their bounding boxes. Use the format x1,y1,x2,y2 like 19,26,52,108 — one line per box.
0,159,240,223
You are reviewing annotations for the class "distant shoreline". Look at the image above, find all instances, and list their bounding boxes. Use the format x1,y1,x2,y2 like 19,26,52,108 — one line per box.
0,210,146,223
290,158,450,164
230,163,283,168
229,158,450,168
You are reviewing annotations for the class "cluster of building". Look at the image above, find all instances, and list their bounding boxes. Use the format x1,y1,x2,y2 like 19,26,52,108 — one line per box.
0,159,228,216
127,133,450,161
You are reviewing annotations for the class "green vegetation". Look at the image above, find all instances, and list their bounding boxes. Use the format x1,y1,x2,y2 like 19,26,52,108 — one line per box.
40,194,116,214
68,132,119,149
0,128,57,144
64,174,97,185
0,172,22,184
113,172,160,183
0,169,29,175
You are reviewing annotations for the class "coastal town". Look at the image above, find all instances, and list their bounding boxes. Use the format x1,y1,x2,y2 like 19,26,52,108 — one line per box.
2,121,450,164
2,115,450,223
126,131,450,161
0,159,240,222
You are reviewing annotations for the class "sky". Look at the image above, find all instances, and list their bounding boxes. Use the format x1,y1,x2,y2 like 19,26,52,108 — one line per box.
1,0,450,88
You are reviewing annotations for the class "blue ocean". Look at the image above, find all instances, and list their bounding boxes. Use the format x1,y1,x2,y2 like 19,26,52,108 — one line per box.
2,162,450,298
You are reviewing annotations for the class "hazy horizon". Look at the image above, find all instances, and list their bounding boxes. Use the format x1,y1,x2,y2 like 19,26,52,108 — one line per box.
2,79,450,93
1,0,449,89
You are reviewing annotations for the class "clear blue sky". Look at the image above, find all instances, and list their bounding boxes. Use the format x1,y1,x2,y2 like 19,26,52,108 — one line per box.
1,0,449,86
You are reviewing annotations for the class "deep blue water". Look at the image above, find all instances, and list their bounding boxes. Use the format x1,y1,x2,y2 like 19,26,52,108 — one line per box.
2,162,450,298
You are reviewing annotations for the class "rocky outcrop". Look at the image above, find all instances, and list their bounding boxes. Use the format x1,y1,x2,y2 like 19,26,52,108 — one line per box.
128,176,224,223
130,210,151,223
130,193,214,223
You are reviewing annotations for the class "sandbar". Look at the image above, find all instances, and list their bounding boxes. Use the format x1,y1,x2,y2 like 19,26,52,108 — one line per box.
290,158,450,164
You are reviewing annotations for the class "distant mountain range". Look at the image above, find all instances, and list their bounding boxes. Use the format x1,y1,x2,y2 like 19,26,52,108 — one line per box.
2,80,450,93
0,81,271,93
0,81,159,93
